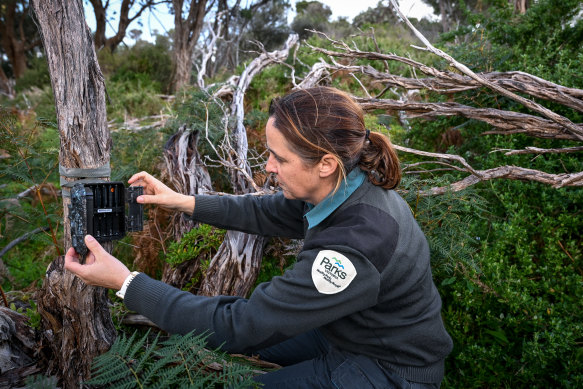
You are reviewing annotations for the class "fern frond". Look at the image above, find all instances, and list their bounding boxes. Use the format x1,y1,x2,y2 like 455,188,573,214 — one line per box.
88,330,261,388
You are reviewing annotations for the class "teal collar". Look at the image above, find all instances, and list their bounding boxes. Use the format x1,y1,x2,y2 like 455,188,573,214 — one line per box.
305,169,366,229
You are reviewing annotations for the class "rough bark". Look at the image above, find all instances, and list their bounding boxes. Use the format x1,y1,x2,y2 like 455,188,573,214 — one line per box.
37,257,115,384
307,45,583,113
296,60,331,89
357,99,581,141
0,307,38,386
389,0,583,141
30,0,116,387
162,126,213,239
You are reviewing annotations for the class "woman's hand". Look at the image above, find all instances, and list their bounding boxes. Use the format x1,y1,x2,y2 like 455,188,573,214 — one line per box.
128,171,195,214
64,235,130,290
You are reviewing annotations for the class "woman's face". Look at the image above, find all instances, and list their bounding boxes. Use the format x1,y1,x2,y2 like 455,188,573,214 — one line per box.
265,118,331,205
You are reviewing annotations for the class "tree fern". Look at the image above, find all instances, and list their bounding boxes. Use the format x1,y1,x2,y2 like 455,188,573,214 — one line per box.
86,330,260,388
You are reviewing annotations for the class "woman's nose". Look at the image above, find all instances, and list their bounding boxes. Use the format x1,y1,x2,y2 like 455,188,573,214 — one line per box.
265,155,277,174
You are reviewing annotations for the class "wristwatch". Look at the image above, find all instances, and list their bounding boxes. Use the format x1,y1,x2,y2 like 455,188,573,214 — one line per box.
116,271,140,299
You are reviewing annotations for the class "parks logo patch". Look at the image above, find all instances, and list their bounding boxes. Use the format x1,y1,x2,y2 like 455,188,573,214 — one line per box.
311,250,357,294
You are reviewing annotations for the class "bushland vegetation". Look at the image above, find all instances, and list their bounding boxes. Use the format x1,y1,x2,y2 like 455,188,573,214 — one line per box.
0,0,581,387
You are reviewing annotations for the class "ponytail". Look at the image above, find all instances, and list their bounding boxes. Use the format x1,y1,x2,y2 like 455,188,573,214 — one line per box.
358,131,401,189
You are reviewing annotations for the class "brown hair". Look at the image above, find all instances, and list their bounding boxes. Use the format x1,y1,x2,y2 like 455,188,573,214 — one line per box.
268,86,401,190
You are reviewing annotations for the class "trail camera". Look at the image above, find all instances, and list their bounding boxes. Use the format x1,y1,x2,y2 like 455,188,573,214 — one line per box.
68,182,144,256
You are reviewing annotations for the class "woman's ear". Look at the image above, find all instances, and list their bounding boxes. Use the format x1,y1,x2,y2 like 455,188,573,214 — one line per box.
319,154,338,178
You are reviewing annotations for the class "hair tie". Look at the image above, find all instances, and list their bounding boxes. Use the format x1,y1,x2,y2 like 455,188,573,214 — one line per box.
365,129,371,141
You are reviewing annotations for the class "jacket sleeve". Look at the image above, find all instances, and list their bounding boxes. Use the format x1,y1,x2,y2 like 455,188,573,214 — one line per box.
124,244,381,354
191,192,305,239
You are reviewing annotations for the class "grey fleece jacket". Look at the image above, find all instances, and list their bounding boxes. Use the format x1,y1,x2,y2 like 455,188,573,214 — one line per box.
124,179,453,384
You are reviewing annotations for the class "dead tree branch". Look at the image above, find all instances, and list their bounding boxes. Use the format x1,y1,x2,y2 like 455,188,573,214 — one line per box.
394,145,583,193
197,16,224,90
300,8,583,193
295,60,331,89
198,35,299,298
497,146,583,156
229,34,298,194
388,0,583,141
301,51,583,113
357,99,581,141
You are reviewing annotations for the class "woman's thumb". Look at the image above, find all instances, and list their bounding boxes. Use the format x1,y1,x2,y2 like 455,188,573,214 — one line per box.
137,194,154,204
84,235,105,255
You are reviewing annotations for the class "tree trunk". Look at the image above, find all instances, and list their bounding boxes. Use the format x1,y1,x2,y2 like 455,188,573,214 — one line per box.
88,0,107,50
162,126,213,239
163,35,297,297
198,231,265,297
0,1,29,79
510,0,529,14
0,65,14,98
161,126,214,288
0,307,38,386
171,0,208,92
30,0,116,387
439,0,448,33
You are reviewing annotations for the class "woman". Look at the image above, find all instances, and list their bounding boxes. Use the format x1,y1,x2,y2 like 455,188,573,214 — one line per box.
65,87,453,388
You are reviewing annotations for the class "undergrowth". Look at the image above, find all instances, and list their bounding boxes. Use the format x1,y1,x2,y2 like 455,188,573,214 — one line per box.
86,330,260,388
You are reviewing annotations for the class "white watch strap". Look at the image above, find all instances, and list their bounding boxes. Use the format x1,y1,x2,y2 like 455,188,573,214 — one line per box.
116,271,140,299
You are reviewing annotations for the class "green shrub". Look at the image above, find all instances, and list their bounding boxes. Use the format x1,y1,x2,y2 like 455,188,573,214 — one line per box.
441,182,582,388
164,224,226,268
105,76,168,120
408,3,583,386
98,36,172,93
110,127,165,182
0,108,61,291
14,56,51,92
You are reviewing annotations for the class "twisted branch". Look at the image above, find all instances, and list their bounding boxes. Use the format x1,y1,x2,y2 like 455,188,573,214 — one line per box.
388,0,583,141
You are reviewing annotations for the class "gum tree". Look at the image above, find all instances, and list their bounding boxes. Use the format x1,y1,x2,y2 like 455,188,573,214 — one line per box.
30,0,115,386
